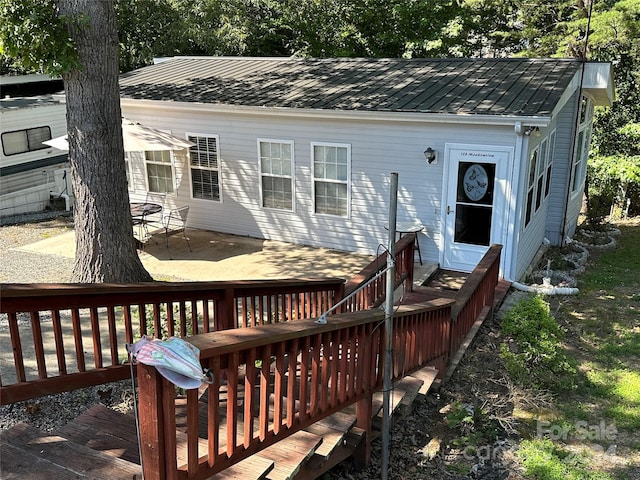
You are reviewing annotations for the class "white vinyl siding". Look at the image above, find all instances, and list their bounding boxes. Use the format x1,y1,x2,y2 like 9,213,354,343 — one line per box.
119,107,513,269
544,130,556,199
188,134,221,201
259,139,294,211
312,142,350,217
145,150,174,193
544,92,580,246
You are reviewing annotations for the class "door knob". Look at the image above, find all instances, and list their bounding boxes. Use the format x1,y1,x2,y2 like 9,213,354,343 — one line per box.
447,205,452,214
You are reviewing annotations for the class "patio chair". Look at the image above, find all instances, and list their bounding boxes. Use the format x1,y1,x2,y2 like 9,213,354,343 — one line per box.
161,205,192,258
131,192,167,244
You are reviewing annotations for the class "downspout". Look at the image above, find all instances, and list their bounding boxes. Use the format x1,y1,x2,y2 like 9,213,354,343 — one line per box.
560,1,594,244
508,121,526,282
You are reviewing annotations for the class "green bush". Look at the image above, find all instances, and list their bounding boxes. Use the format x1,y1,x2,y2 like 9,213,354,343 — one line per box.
500,295,576,392
587,154,640,223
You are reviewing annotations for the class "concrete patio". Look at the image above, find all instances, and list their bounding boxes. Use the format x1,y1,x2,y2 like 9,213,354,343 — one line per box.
15,227,377,282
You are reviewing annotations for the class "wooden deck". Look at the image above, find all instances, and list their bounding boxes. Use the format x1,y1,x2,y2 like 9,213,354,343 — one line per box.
1,365,440,480
1,247,508,479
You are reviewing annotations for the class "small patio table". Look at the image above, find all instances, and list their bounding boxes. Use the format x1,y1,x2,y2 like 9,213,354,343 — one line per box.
130,202,163,243
385,222,424,265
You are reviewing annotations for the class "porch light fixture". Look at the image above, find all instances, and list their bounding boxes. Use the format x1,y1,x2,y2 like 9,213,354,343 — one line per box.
423,147,437,164
524,126,541,137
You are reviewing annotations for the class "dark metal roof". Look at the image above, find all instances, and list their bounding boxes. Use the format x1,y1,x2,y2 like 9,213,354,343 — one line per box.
119,57,582,117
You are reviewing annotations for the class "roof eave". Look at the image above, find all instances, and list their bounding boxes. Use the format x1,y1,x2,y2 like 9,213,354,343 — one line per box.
583,62,615,106
120,97,552,128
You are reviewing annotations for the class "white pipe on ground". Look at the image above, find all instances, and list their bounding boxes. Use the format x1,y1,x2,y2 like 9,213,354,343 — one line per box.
511,281,579,295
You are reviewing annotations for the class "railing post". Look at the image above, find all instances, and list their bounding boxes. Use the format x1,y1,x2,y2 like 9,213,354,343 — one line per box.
138,363,165,480
216,287,236,330
335,282,346,313
406,234,415,292
354,393,372,468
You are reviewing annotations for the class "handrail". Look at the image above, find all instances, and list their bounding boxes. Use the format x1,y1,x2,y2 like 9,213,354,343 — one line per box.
137,299,455,479
0,238,503,478
343,234,416,311
449,244,502,355
0,278,344,405
0,233,418,406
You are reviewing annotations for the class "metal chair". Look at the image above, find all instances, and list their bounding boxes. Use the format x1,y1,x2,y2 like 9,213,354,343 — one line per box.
162,206,192,257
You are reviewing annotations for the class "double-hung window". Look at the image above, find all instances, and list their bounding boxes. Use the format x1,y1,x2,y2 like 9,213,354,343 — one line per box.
188,134,221,201
524,148,538,227
145,150,174,193
571,96,592,194
312,142,350,217
259,139,294,211
535,138,548,211
544,130,556,198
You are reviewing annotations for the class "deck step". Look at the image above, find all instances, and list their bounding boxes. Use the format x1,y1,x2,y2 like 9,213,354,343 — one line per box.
0,422,141,479
58,404,140,464
410,366,439,395
367,375,424,432
260,430,323,480
374,375,423,419
303,410,357,459
207,455,274,480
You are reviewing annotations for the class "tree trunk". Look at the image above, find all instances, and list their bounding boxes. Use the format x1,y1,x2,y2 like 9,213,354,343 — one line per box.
58,0,152,282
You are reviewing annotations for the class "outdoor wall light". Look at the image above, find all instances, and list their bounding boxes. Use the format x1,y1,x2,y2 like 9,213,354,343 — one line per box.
424,147,437,164
524,126,541,137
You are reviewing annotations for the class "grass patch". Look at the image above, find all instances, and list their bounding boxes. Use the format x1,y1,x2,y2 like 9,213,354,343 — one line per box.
579,224,640,290
517,439,612,480
505,220,640,478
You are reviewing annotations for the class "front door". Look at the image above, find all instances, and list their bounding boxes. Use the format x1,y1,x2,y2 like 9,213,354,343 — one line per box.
442,144,512,272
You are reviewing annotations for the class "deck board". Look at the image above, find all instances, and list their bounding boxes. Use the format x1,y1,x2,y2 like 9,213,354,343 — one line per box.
207,455,274,480
1,442,85,480
260,430,323,480
58,404,140,464
303,411,357,459
1,422,141,479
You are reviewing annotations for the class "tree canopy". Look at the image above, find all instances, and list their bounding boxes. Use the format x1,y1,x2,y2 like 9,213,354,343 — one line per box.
1,0,638,281
1,0,153,283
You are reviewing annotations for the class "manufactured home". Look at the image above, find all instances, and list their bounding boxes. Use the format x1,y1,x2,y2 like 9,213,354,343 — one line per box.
1,75,70,217
119,57,614,281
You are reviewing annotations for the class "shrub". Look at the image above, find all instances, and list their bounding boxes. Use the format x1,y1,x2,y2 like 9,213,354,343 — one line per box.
500,295,576,392
587,154,640,224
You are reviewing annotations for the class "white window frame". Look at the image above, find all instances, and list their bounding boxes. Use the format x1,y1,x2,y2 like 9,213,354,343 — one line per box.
535,138,548,212
524,147,538,228
571,126,591,195
124,151,134,190
144,149,175,194
571,96,592,196
258,138,295,212
544,130,556,199
187,133,222,202
311,141,351,218
1,126,52,156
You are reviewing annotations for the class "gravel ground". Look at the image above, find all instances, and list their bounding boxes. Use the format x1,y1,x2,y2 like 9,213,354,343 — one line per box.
0,211,75,283
1,212,137,433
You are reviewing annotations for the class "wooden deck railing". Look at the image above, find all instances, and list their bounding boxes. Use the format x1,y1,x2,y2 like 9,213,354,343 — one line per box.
342,234,416,311
0,235,418,406
137,298,455,480
449,244,502,355
0,279,345,405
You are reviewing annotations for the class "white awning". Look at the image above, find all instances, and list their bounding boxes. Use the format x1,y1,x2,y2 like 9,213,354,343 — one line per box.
43,118,195,152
